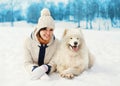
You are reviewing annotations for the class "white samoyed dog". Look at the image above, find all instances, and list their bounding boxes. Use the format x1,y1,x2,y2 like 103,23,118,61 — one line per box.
50,28,94,79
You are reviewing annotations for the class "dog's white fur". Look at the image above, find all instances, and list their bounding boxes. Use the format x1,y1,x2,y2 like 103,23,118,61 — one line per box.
50,28,94,79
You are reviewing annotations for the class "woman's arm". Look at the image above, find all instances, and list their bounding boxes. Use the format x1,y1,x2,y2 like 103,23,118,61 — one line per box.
24,38,38,74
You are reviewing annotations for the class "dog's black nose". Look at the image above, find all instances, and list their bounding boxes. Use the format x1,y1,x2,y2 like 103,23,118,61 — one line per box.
74,42,78,45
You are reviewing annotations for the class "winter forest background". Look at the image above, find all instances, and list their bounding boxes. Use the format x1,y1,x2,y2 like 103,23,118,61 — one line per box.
0,0,120,30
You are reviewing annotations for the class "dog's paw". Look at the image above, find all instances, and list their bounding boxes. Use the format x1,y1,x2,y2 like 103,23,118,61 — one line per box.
60,72,74,79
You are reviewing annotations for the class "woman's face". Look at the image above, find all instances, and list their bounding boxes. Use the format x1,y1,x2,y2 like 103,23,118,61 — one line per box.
39,27,53,41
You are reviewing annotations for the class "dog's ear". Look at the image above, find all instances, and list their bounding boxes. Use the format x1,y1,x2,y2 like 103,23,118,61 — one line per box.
62,29,68,37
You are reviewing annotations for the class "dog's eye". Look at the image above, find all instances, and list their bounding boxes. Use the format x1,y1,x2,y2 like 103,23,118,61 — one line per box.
77,38,79,40
70,38,72,39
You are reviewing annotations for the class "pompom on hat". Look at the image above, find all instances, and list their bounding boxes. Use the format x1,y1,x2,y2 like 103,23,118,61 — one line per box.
36,8,55,30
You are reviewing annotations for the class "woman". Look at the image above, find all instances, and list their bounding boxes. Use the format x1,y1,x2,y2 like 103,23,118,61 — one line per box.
24,8,59,80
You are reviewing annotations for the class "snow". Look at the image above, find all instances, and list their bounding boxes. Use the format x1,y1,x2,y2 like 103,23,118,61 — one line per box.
0,21,120,86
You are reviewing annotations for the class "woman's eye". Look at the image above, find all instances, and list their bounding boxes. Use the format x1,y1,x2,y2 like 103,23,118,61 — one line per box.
50,29,53,31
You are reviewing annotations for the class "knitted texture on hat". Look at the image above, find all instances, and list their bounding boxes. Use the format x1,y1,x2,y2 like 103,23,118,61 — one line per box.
37,8,55,30
41,8,50,16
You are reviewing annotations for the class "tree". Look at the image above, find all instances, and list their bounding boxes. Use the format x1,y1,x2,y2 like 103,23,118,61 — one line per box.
57,2,65,20
69,0,84,27
0,3,7,22
26,2,43,23
85,0,99,29
49,2,57,20
64,4,70,21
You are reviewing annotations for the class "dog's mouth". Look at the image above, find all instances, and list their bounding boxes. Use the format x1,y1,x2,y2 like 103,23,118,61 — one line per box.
69,44,79,52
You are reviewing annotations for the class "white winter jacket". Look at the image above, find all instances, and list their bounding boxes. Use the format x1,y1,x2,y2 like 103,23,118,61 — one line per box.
24,28,59,74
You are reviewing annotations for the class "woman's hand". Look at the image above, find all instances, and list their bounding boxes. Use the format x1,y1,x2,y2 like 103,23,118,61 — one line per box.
31,65,48,80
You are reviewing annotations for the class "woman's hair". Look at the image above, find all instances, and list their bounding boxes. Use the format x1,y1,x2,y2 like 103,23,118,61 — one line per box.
40,27,47,31
38,27,47,37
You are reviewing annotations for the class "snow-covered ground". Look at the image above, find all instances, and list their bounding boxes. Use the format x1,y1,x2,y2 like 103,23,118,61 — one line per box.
0,21,120,86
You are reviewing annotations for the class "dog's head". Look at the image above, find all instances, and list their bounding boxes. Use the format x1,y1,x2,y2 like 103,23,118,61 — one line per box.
62,28,84,52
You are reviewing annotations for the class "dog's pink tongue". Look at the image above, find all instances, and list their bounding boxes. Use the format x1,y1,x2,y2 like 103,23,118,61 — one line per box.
73,47,79,52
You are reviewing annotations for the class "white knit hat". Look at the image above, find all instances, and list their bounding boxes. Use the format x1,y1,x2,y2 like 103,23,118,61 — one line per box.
36,8,55,30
